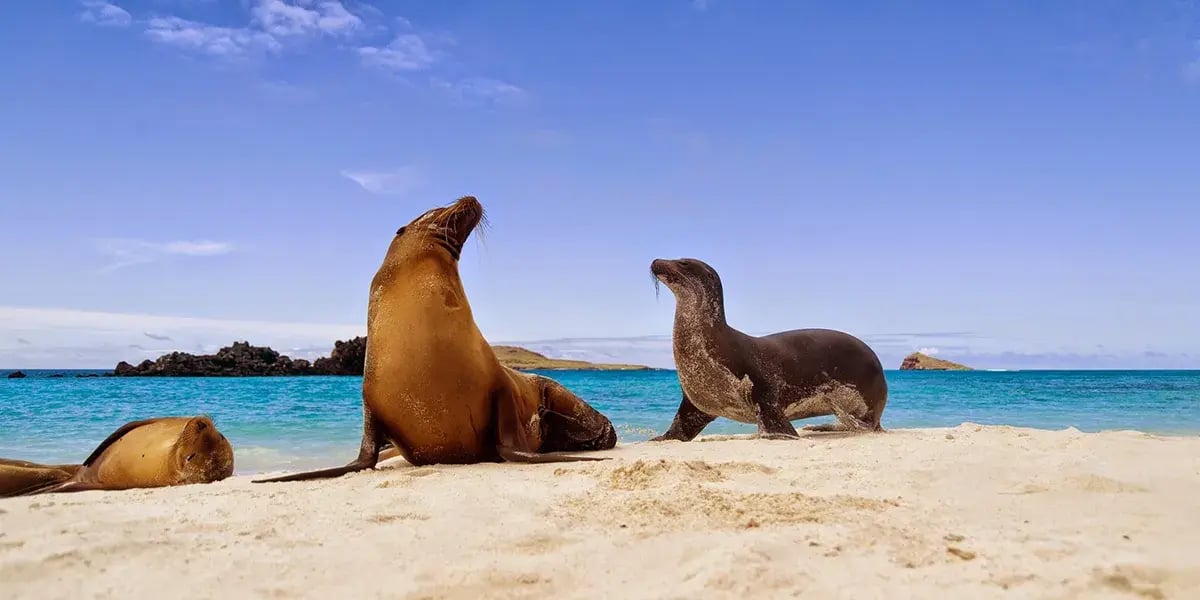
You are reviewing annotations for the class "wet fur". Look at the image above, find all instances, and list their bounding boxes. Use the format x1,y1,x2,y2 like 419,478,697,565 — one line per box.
650,258,888,441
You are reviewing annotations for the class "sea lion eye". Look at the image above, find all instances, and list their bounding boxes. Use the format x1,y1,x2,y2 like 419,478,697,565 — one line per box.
186,453,196,463
396,227,407,236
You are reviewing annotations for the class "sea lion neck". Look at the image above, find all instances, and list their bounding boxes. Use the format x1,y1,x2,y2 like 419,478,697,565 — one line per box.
671,288,729,338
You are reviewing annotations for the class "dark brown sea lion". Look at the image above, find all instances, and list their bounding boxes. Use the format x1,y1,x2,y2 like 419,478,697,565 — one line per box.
650,258,888,441
254,196,616,484
2,416,234,496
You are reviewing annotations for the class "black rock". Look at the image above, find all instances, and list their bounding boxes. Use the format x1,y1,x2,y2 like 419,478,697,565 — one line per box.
6,371,26,379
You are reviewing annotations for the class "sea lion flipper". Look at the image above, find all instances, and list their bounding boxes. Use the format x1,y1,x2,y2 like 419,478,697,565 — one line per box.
651,393,716,442
81,418,168,466
252,407,383,484
493,377,616,463
22,480,109,495
496,447,609,463
752,387,801,440
0,464,79,498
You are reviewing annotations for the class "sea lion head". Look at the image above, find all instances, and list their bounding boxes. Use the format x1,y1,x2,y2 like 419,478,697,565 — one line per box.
650,257,724,303
173,416,234,485
388,195,486,263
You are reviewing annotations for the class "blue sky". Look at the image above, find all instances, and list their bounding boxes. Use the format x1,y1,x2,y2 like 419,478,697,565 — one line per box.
1,1,1197,369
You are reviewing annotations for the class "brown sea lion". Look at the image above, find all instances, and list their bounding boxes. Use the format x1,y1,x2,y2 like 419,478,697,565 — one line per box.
4,416,234,495
254,196,616,484
650,258,888,441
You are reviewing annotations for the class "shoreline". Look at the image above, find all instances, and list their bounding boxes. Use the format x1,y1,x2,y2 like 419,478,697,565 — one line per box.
3,424,1199,598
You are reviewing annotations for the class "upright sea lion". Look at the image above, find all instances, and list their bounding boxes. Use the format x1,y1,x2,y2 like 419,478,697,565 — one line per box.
3,416,234,495
650,258,888,441
254,196,616,484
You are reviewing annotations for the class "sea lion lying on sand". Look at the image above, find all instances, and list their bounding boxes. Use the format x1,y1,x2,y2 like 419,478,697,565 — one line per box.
255,196,616,484
650,258,888,441
1,416,234,496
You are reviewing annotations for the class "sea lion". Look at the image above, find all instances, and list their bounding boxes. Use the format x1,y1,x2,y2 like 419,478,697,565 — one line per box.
254,196,616,484
4,416,234,495
650,258,888,441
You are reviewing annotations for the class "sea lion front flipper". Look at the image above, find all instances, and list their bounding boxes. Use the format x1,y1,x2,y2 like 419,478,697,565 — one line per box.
252,407,384,483
651,393,716,442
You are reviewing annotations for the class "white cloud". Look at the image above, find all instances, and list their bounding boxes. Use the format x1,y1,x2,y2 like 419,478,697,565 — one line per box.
433,77,530,107
357,33,438,71
917,346,941,356
0,306,364,369
145,16,282,57
96,238,235,272
340,166,422,195
251,0,362,38
79,1,133,27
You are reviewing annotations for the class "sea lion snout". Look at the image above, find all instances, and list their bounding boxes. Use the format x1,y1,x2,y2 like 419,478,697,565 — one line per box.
650,258,677,282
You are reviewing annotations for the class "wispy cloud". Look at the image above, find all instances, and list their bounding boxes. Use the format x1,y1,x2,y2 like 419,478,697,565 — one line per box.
432,77,531,108
16,338,32,346
79,1,132,27
144,332,173,341
95,238,235,272
251,0,362,38
340,166,422,195
79,2,526,106
357,33,440,70
917,346,941,356
145,16,282,58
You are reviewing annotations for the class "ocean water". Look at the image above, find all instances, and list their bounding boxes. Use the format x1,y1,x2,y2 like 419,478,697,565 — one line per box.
1,369,1197,475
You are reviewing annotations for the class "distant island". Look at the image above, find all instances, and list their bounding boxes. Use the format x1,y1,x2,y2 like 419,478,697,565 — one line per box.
899,352,974,371
112,338,652,377
491,346,650,371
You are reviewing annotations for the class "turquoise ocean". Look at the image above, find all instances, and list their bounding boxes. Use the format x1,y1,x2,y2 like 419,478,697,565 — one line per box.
2,369,1197,475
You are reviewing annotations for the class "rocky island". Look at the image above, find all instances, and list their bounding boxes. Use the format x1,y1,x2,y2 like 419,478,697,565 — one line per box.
899,352,973,371
112,338,651,377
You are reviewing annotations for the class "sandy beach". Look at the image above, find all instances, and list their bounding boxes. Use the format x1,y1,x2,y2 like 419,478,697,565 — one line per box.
2,424,1198,599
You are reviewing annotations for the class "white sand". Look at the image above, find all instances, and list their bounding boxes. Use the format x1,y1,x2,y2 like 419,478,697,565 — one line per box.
2,424,1198,599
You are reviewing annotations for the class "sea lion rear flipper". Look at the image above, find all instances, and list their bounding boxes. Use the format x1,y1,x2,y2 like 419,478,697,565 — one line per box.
252,407,383,483
752,385,802,440
21,480,109,495
496,447,609,463
0,464,79,497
